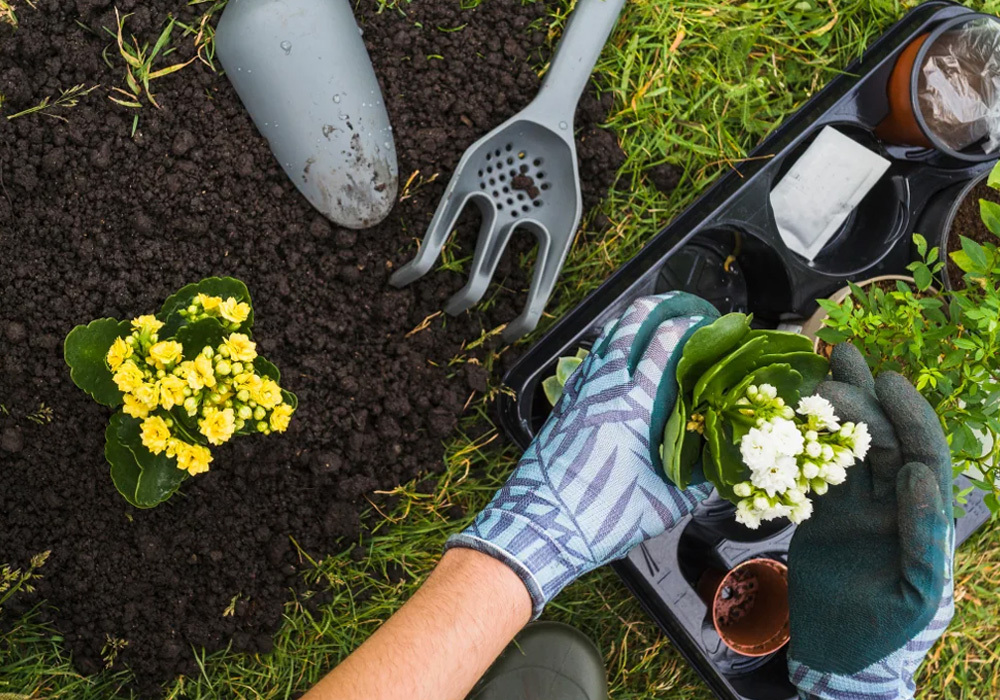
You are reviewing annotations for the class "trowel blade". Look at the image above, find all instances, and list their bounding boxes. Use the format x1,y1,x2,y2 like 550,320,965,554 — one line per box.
216,0,398,229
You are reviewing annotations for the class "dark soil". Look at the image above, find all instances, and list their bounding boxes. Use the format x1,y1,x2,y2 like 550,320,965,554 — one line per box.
714,568,758,627
511,173,541,201
946,178,1000,289
648,163,682,194
0,0,623,695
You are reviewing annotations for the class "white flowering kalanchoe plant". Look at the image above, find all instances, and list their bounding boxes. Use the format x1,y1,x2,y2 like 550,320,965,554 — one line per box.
662,312,867,527
730,385,871,528
64,278,297,508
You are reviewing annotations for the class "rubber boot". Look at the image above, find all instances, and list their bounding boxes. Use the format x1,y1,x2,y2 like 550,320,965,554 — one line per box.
467,622,608,700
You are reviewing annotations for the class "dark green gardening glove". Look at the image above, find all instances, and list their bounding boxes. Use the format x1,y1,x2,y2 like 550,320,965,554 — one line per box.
787,344,954,700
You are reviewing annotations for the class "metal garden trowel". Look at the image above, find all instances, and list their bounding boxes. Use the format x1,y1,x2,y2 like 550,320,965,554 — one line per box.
390,0,626,341
215,0,398,229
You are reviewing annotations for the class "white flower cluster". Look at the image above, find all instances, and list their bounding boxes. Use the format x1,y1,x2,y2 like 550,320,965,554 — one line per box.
733,384,871,529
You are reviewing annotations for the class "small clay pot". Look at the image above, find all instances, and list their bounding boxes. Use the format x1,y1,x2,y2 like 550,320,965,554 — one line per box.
876,13,1000,161
800,275,916,350
697,558,790,657
877,32,933,149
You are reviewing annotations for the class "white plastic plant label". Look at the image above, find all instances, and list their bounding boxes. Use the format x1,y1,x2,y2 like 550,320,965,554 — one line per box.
770,126,891,262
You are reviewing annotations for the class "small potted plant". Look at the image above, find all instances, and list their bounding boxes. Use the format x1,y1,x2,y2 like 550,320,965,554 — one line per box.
662,314,870,528
64,277,298,508
542,313,872,529
799,274,918,351
813,163,1000,513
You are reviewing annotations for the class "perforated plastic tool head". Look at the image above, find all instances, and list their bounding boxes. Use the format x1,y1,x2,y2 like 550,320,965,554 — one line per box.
389,0,626,341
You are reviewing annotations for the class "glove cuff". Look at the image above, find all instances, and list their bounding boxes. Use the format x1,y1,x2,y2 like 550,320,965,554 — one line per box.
445,508,584,619
788,656,916,700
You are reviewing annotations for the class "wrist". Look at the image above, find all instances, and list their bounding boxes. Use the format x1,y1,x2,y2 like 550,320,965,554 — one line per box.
446,506,581,618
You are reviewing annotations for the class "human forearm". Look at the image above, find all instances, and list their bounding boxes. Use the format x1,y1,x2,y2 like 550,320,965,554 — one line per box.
302,547,531,700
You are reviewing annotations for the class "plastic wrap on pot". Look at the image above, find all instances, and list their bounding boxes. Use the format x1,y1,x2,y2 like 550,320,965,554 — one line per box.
918,17,1000,153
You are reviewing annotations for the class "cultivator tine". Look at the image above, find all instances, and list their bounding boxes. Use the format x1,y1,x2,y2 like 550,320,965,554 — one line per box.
444,218,520,315
390,183,473,288
501,223,574,342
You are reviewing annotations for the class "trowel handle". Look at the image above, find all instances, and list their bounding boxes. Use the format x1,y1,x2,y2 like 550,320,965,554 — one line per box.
532,0,627,125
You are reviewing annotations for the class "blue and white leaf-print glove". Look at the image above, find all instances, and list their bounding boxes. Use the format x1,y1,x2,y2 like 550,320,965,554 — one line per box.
446,292,720,617
787,344,954,700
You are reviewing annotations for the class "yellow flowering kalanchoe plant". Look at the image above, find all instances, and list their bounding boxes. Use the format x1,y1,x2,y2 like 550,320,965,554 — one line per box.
64,277,297,508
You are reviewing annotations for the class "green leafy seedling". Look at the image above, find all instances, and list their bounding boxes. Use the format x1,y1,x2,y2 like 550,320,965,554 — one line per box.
542,348,590,406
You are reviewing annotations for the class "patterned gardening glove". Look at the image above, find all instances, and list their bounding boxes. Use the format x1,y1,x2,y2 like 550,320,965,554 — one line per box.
788,344,954,700
446,292,720,617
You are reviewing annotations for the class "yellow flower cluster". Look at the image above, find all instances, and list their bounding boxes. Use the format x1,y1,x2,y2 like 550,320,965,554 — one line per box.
107,312,295,477
182,293,252,327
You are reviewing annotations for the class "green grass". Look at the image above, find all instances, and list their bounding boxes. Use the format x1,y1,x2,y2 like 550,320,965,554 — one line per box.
3,0,1000,698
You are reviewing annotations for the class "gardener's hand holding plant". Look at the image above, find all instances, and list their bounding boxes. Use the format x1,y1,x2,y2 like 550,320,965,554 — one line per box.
304,292,721,699
788,343,954,700
445,292,721,615
304,307,954,700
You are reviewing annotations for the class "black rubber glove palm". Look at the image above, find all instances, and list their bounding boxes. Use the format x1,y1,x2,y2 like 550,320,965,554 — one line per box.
787,344,953,699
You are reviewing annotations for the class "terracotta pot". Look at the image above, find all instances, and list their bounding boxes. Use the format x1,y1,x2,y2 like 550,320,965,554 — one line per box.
876,32,933,148
697,558,790,657
876,13,1000,161
800,275,917,350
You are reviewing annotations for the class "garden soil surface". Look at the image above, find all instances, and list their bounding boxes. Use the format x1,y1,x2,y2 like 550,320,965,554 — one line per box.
0,0,625,694
946,177,1000,288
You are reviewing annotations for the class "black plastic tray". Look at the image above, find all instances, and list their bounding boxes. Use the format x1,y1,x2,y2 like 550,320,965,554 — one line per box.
496,3,996,699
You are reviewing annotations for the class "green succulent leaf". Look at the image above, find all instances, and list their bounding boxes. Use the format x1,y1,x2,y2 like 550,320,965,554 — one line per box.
169,409,202,442
542,376,564,407
703,410,746,495
662,395,692,488
706,410,746,485
253,356,281,382
701,443,739,501
754,352,828,395
159,277,254,336
692,335,767,407
542,349,589,407
746,328,813,354
676,313,751,392
555,356,584,386
115,413,187,507
105,413,143,508
64,318,131,407
176,317,229,361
